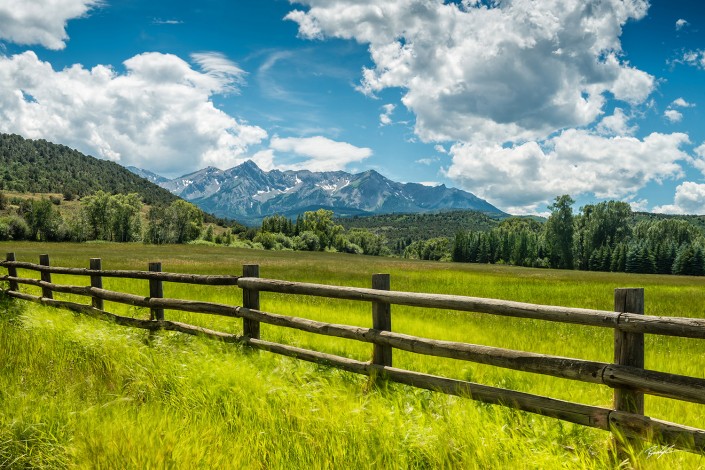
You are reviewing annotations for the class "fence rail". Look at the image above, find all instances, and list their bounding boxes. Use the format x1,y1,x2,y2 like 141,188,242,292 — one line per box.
1,253,704,457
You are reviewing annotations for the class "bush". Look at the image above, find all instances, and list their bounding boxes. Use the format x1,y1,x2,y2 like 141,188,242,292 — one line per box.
0,219,9,241
294,231,321,251
1,215,29,240
273,232,294,249
254,232,277,250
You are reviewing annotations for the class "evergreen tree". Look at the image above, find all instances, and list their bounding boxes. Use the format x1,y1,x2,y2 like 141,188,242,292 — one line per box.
625,244,655,274
672,245,705,276
545,195,575,269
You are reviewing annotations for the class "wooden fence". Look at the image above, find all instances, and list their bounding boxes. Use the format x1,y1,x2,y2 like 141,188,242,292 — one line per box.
1,252,704,458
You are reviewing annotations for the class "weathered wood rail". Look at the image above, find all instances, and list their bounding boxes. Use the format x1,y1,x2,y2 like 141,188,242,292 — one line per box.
1,252,704,458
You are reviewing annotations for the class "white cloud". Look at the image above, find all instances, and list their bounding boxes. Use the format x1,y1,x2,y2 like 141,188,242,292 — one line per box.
288,0,653,144
671,97,694,108
664,109,683,123
653,182,705,215
445,131,690,213
696,142,705,159
628,199,649,212
0,0,100,50
596,108,636,136
676,19,688,30
416,157,438,165
0,51,267,176
379,103,395,126
153,19,184,25
434,144,447,154
689,143,705,176
674,50,705,70
190,52,246,93
269,135,372,171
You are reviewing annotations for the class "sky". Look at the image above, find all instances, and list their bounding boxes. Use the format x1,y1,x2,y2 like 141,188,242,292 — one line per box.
1,0,705,215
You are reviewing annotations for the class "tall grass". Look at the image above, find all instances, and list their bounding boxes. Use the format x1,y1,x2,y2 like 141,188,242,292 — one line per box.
0,241,704,468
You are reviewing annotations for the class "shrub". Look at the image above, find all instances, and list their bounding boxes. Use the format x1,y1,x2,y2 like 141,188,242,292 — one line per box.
294,231,321,251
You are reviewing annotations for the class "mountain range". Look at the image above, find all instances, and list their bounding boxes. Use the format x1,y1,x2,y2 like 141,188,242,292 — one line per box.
129,161,505,225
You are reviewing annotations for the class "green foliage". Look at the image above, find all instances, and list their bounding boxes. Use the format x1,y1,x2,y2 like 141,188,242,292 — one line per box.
145,200,203,244
293,230,321,251
344,229,388,256
302,209,343,250
339,210,503,253
574,201,632,270
19,198,62,241
0,215,29,241
452,195,705,277
80,191,142,242
545,195,575,269
0,133,177,205
404,237,451,261
672,244,705,276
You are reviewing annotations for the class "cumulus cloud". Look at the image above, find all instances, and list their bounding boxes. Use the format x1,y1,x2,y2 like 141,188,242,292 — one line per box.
287,0,654,144
269,135,372,171
671,97,694,108
0,51,267,175
675,19,689,30
379,103,395,125
0,0,100,50
596,108,637,136
653,182,705,215
664,109,683,123
445,131,689,213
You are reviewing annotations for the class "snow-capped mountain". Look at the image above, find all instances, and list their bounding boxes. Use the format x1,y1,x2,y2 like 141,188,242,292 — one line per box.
130,160,505,224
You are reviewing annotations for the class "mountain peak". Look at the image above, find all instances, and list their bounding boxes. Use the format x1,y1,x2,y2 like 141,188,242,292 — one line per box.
154,162,505,224
238,159,260,170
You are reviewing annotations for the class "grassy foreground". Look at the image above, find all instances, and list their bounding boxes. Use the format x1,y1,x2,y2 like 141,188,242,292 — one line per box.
0,242,704,469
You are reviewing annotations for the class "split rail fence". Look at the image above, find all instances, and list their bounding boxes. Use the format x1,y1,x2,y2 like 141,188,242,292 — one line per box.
1,252,704,457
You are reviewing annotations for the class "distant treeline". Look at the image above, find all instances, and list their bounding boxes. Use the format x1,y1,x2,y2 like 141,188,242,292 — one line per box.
452,196,705,276
337,210,504,255
5,183,705,277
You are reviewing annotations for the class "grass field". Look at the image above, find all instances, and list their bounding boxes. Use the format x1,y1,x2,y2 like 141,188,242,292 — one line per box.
1,241,704,469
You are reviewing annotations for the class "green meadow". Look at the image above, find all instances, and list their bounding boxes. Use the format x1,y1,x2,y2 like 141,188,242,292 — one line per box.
0,242,703,469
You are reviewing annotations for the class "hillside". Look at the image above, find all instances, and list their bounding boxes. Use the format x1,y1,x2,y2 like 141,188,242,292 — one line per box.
0,134,178,206
337,210,506,247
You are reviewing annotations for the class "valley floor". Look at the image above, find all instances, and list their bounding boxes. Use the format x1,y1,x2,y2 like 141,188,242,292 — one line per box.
0,242,703,468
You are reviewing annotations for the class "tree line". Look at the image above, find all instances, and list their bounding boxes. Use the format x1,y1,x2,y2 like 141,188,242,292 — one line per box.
0,191,205,245
453,195,705,276
250,209,390,256
4,186,705,276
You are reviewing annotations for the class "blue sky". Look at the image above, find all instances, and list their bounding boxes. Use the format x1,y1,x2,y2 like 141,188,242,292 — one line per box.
1,1,705,215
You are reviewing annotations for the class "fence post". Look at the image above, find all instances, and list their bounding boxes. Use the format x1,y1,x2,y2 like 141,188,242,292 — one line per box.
372,273,392,367
149,262,164,321
242,265,260,339
39,254,53,299
612,288,645,458
5,253,18,292
90,258,103,310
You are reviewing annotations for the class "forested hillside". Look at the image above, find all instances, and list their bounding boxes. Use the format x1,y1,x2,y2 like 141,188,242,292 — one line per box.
337,210,507,251
0,133,177,205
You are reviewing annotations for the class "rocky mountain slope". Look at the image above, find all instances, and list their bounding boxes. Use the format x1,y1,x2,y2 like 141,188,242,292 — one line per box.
136,160,505,225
